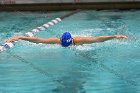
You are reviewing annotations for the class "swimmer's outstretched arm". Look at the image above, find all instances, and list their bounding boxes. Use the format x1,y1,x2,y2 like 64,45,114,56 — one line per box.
6,36,60,44
6,35,128,45
73,35,128,45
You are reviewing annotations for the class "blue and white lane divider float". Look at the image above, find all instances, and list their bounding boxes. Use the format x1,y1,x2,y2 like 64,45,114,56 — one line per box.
0,18,62,52
0,9,81,52
24,18,62,37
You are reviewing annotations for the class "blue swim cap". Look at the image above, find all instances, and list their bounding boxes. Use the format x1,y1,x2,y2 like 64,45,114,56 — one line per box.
60,32,73,47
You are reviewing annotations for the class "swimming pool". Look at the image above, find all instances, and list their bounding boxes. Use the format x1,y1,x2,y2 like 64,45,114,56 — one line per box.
0,10,140,93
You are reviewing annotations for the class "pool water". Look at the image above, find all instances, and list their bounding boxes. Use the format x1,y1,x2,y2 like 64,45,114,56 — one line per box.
0,10,140,93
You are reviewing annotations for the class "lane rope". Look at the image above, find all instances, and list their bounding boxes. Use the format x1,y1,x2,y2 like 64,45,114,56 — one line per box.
0,9,81,52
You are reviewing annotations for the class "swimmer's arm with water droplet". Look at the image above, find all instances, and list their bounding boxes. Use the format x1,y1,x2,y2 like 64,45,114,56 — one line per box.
93,35,128,42
6,36,22,43
6,36,60,44
73,35,128,44
15,36,60,44
94,36,117,42
6,36,40,43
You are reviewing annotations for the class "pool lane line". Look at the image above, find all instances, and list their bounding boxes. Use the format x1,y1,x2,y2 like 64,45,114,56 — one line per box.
72,49,137,86
6,50,56,79
0,9,81,52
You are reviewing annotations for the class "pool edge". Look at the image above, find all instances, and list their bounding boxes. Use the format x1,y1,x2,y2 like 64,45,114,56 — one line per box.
0,2,140,11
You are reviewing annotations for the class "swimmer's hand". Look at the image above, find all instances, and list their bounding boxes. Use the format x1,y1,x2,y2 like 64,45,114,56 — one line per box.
114,35,128,39
6,36,22,43
0,46,3,50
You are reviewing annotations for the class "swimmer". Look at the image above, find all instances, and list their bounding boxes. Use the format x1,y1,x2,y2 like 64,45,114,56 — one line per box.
6,32,128,47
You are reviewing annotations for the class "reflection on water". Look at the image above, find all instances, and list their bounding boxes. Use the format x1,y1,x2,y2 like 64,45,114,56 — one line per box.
101,14,123,29
51,48,96,93
85,10,126,36
52,71,86,93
